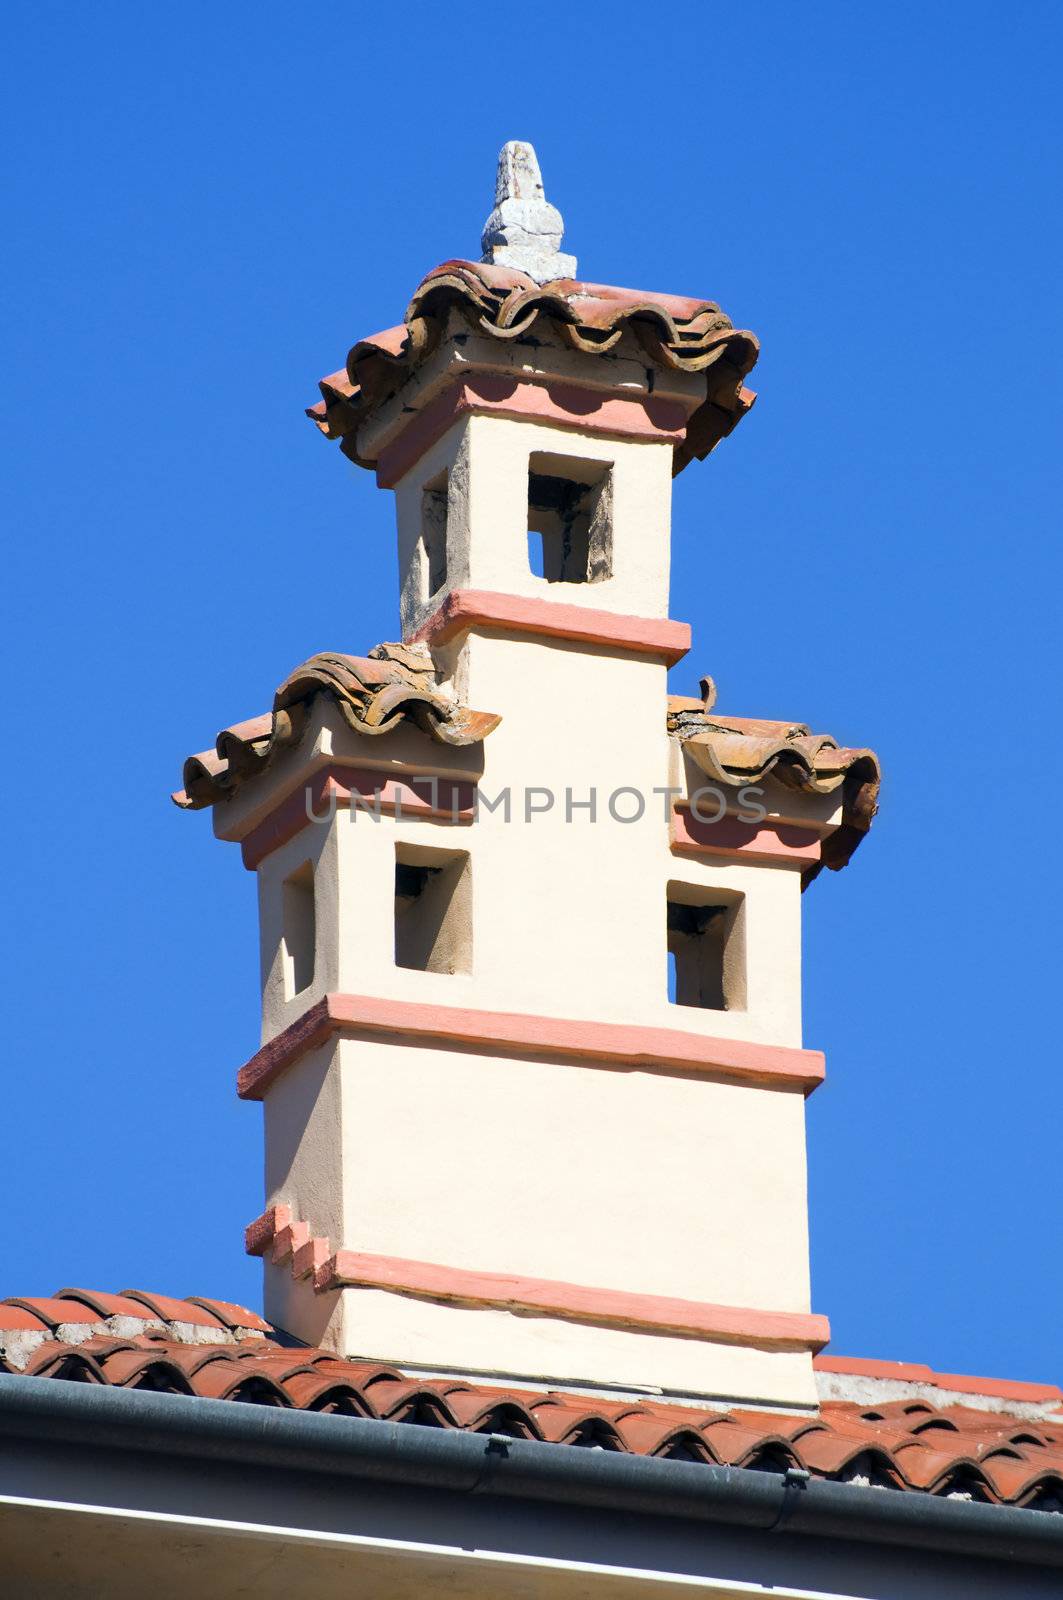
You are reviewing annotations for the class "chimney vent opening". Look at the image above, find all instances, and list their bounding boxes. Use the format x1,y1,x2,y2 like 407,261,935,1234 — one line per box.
281,861,316,998
527,452,612,585
666,884,746,1012
395,844,472,975
420,472,449,599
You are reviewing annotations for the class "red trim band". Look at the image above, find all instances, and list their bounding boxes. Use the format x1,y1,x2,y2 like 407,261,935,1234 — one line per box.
409,589,691,665
247,1205,829,1353
670,806,823,868
376,373,688,489
241,765,476,870
238,993,824,1101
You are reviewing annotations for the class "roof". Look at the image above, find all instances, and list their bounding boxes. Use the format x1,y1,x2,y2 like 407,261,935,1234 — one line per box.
308,259,760,475
669,686,881,876
3,1291,1060,1513
175,642,500,810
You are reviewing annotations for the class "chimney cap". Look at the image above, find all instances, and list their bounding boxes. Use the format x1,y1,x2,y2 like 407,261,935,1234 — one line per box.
480,140,577,285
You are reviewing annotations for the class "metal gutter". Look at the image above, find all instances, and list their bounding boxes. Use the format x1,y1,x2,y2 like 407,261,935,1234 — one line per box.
1,1374,1061,1570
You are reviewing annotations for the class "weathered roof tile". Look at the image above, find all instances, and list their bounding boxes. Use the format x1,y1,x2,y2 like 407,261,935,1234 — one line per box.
176,643,500,810
668,686,881,876
309,259,759,475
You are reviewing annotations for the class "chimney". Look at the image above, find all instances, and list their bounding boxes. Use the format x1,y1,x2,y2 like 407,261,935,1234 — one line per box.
179,143,879,1411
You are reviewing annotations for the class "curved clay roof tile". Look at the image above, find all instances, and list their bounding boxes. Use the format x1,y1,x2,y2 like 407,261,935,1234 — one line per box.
175,644,500,811
670,694,881,877
312,259,758,474
21,1343,105,1383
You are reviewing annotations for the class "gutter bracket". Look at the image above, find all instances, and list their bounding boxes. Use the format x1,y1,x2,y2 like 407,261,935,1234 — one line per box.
767,1466,812,1533
469,1432,513,1496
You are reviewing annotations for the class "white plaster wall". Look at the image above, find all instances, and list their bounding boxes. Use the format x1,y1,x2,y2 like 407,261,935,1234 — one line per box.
334,1036,812,1315
259,1030,815,1402
263,1260,342,1353
263,1041,345,1248
329,1286,819,1408
394,414,675,635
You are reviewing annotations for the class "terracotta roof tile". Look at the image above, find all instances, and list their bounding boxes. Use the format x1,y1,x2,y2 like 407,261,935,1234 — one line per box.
815,1355,1063,1410
175,643,500,811
188,1363,290,1404
704,1425,800,1469
309,259,759,476
796,1430,898,1478
668,682,880,878
274,1370,373,1414
117,1291,227,1328
4,1296,101,1328
74,1336,145,1359
2,1287,1060,1515
94,1349,197,1393
53,1288,158,1321
21,1343,106,1381
0,1305,48,1331
611,1415,714,1459
183,1296,272,1333
101,1342,231,1379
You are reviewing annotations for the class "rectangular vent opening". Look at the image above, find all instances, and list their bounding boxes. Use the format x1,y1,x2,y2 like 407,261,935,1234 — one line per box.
527,452,612,584
282,861,315,997
421,471,449,598
395,845,472,975
666,885,746,1012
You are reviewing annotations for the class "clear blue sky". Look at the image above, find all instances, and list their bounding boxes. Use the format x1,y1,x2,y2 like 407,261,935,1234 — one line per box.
4,3,1062,1383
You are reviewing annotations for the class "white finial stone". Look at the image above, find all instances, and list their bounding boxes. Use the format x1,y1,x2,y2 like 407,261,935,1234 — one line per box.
480,141,577,285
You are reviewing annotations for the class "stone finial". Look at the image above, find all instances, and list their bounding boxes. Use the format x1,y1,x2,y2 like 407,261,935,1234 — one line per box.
480,141,577,285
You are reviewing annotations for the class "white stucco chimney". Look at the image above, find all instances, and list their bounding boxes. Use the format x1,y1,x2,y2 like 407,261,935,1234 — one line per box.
182,144,879,1412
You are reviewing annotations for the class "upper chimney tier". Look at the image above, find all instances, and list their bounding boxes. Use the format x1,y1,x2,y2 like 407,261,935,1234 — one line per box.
308,263,759,646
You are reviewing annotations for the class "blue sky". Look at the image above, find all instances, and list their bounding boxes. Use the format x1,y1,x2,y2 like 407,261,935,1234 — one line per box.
4,3,1062,1382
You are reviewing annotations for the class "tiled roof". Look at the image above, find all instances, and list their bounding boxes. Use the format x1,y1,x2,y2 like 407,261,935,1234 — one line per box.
308,259,760,474
0,1289,268,1360
815,1355,1063,1415
668,686,881,875
175,642,500,810
3,1292,1060,1512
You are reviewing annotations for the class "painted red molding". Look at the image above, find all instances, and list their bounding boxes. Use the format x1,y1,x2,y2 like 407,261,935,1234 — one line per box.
670,806,823,868
240,765,476,871
408,589,691,666
375,373,688,489
245,1203,291,1256
814,1354,1063,1405
327,1250,829,1352
246,1205,829,1353
247,1204,329,1283
293,1235,332,1281
237,992,825,1101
